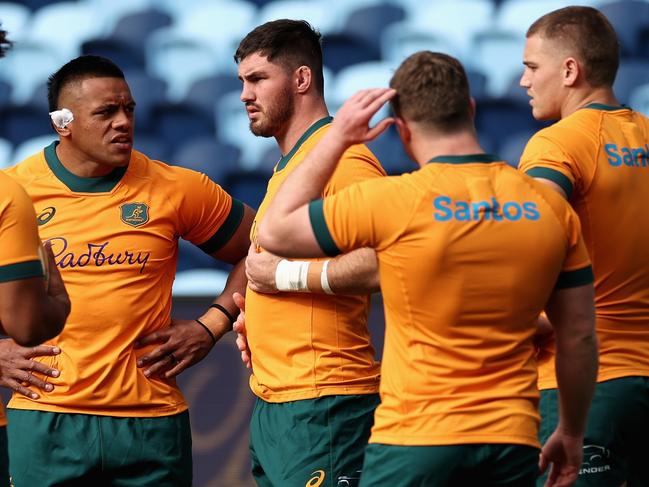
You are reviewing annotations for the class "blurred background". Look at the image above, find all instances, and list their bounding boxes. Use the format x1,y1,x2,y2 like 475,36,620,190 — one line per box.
0,0,645,484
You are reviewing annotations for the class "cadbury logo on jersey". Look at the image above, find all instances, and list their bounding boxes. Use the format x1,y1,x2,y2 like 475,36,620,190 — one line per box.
47,237,150,273
433,196,540,222
605,143,649,167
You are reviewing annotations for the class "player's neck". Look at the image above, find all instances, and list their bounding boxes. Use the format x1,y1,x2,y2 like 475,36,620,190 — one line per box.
275,99,329,156
411,128,484,167
55,142,124,178
562,85,619,118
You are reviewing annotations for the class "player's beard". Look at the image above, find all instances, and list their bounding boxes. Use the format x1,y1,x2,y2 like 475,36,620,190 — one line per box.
248,86,295,138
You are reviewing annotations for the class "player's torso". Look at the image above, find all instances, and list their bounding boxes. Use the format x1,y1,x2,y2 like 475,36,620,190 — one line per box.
568,108,649,378
372,159,570,446
246,120,379,401
5,148,186,414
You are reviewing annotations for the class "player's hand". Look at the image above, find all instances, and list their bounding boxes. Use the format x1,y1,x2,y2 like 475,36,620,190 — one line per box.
245,244,280,294
232,292,251,369
539,428,583,487
330,88,396,145
135,319,216,379
0,339,61,399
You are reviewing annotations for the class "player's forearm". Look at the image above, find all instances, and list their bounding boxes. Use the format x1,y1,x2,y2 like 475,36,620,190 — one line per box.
555,328,598,437
261,130,349,246
198,259,246,340
327,248,379,294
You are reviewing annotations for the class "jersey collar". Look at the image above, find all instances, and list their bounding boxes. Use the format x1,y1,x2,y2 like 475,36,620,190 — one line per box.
276,116,333,172
427,153,501,164
44,141,128,193
582,102,630,112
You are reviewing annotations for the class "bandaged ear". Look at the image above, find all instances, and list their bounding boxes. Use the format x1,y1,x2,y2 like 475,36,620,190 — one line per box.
49,108,74,129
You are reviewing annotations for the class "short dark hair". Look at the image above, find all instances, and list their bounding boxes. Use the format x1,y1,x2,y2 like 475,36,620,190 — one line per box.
527,6,619,87
0,27,12,58
235,19,324,95
390,51,472,133
47,55,125,111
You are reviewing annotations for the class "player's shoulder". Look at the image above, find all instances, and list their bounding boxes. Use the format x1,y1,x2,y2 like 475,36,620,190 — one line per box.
130,150,209,185
4,146,49,184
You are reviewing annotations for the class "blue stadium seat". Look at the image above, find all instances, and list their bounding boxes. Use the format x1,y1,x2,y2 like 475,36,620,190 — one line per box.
467,69,489,102
0,41,64,104
613,59,649,105
215,90,276,169
0,104,52,146
28,2,108,60
176,239,232,273
225,169,272,210
174,1,256,69
474,98,545,154
11,134,57,166
0,79,12,110
599,1,649,58
14,0,65,11
470,30,525,98
85,0,154,34
381,22,466,66
342,3,406,55
258,0,340,35
183,73,242,122
81,38,145,71
111,7,172,51
123,70,168,134
496,0,582,37
171,137,241,185
0,2,31,41
629,83,649,117
408,0,496,55
133,134,169,162
146,28,222,101
151,102,217,148
322,32,381,74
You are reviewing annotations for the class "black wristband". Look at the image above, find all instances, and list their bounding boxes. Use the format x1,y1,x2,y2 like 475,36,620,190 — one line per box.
195,318,217,345
209,303,236,326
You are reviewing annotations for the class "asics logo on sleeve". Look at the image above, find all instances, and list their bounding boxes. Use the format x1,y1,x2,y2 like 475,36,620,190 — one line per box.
605,143,649,167
433,196,540,222
37,206,56,226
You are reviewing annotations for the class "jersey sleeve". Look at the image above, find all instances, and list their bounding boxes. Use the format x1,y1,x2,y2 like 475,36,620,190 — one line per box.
519,132,583,199
323,143,386,196
175,169,245,253
309,176,414,257
555,206,593,289
0,176,45,282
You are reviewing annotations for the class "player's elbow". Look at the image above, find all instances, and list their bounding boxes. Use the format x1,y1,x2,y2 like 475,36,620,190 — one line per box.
7,307,67,347
257,220,287,256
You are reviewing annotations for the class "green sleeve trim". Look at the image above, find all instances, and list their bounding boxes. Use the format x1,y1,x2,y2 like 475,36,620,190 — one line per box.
555,265,594,289
0,260,44,283
525,167,573,199
308,199,341,257
198,199,245,254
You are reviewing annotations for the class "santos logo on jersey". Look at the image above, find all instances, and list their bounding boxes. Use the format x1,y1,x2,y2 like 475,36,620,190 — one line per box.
433,196,540,222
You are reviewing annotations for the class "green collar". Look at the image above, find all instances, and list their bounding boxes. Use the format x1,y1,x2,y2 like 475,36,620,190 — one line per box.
582,102,629,112
276,116,333,171
44,141,127,193
427,153,501,165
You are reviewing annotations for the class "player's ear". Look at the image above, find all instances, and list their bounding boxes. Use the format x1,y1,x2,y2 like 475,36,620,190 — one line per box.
394,117,411,144
563,57,579,87
295,66,311,94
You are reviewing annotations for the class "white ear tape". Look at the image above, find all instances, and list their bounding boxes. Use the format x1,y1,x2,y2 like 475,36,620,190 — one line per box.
49,108,74,129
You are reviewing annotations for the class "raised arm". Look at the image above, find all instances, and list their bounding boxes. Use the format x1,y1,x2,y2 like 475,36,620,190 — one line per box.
258,88,396,258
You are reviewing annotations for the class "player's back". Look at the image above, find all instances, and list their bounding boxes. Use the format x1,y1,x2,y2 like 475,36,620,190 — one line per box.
366,155,588,446
520,105,649,383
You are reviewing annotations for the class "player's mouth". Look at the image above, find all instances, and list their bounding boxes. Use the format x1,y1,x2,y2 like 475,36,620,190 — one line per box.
111,135,132,151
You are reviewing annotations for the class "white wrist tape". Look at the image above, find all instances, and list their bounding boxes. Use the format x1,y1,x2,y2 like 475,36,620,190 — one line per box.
275,259,311,292
320,260,334,294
